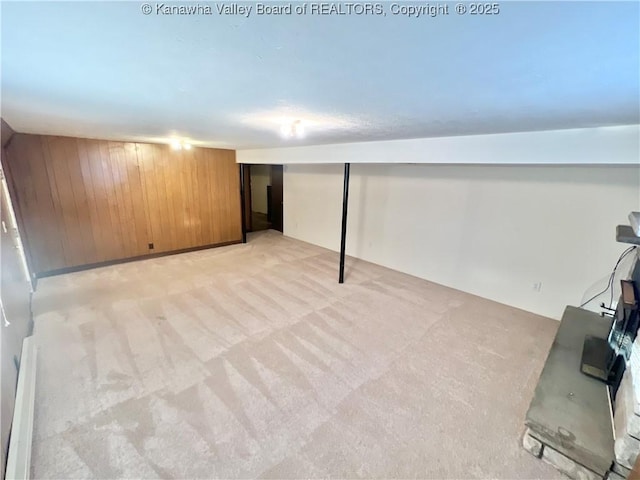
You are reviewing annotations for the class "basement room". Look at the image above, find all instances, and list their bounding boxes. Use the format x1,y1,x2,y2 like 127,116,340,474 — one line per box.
1,1,639,479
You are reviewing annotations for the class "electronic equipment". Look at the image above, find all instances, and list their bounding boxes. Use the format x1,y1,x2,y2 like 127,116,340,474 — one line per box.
580,238,639,394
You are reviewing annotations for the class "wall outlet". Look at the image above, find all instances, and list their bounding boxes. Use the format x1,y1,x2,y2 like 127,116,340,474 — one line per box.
533,282,543,292
148,243,154,250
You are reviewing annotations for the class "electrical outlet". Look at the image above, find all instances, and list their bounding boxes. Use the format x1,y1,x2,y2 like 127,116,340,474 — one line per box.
533,282,542,292
148,243,154,250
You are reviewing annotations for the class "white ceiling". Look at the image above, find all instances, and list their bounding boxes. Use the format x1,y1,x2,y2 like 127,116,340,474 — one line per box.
2,1,639,149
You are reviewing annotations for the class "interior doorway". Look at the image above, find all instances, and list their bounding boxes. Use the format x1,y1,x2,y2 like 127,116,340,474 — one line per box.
242,164,283,233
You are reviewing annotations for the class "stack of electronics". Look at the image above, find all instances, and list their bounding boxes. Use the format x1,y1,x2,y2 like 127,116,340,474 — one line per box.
524,212,640,480
581,212,640,395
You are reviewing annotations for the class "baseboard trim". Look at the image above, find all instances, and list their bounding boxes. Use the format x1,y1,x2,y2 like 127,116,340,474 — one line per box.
6,336,37,480
35,239,243,279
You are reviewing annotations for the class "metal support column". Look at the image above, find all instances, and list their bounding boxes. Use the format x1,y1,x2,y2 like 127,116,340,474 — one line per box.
239,163,247,243
339,163,350,283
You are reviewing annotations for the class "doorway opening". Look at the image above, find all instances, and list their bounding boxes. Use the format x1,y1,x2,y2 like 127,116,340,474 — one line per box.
242,164,283,233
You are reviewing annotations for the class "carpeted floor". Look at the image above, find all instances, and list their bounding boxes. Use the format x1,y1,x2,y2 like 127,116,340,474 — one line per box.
30,230,562,479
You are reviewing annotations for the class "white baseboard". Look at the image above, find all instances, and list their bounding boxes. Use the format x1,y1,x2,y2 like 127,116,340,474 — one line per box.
6,336,37,480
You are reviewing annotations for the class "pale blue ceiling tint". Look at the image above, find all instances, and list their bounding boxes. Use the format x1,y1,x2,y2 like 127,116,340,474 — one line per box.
2,1,638,148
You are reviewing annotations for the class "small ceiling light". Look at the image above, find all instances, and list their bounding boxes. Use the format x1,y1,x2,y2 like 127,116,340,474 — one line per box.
280,124,292,138
170,140,193,150
280,120,304,139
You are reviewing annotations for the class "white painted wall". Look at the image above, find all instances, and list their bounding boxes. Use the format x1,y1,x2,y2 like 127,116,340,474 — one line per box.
250,164,270,214
238,126,640,319
284,165,640,318
238,125,640,165
282,163,639,319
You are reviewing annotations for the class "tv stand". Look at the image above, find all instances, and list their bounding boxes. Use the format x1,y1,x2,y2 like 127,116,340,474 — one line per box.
524,306,615,478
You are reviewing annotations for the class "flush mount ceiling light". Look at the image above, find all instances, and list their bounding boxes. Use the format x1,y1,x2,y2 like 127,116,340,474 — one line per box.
280,120,305,139
170,140,192,150
239,107,360,139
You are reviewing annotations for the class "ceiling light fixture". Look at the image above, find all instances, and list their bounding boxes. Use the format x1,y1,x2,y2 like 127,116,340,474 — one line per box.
170,140,192,150
280,120,305,139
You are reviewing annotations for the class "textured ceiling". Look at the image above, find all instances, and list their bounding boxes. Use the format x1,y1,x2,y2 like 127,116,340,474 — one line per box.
1,1,639,149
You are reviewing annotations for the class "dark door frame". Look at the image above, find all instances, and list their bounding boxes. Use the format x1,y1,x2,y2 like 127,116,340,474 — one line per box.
240,164,283,236
242,162,351,285
240,164,252,236
270,165,283,233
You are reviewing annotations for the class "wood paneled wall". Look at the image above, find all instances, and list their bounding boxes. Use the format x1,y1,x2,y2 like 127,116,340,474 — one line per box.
136,143,240,254
3,134,242,275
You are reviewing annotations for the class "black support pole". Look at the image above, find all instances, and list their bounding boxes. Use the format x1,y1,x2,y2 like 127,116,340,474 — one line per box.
239,164,247,244
339,163,350,283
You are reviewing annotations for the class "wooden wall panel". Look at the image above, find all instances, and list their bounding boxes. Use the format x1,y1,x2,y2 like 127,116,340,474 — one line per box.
4,135,66,272
45,136,95,265
136,143,241,253
5,133,242,275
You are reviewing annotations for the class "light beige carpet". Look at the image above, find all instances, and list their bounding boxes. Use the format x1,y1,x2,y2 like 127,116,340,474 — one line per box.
30,230,562,479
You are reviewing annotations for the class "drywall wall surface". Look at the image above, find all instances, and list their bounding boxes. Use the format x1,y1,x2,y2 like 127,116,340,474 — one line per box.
238,125,640,165
250,164,271,214
1,157,32,478
283,163,640,319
